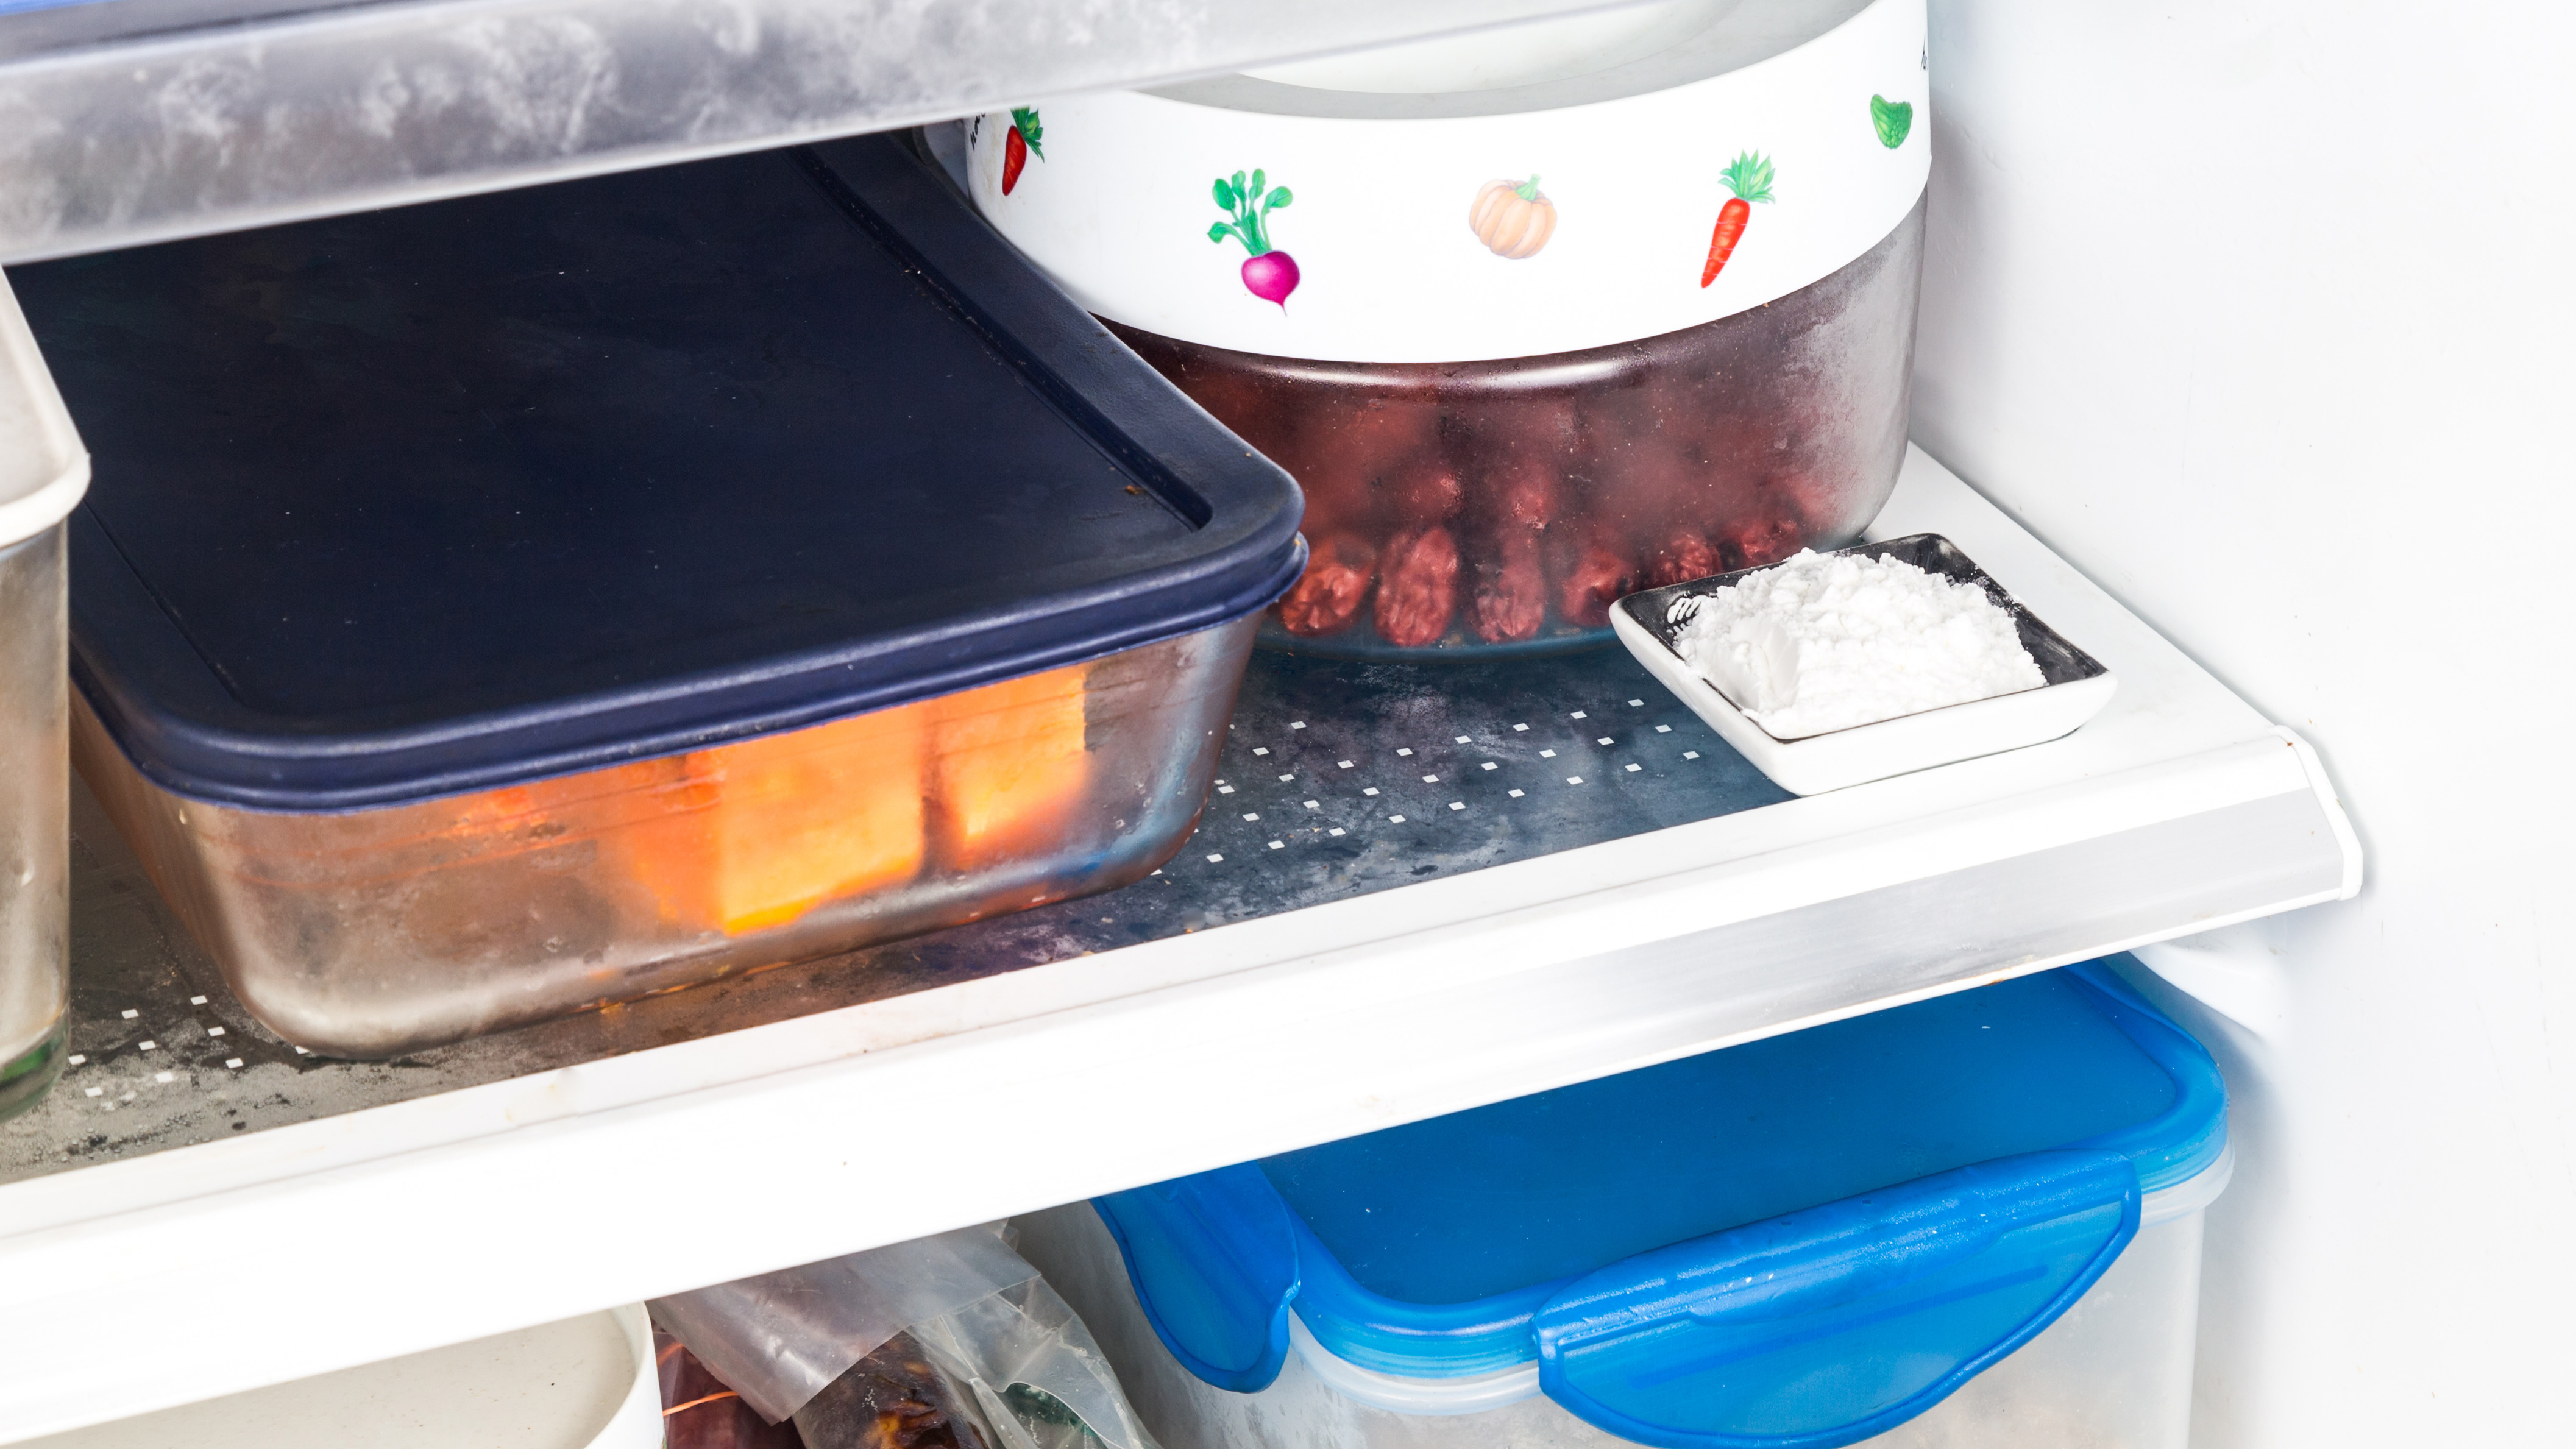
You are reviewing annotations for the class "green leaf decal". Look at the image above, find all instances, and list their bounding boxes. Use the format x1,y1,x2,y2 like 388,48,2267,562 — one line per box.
1870,94,1913,149
1205,165,1291,258
1719,151,1776,204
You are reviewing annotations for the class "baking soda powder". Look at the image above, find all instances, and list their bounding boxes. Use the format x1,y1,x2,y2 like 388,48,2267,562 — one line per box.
1672,550,2045,739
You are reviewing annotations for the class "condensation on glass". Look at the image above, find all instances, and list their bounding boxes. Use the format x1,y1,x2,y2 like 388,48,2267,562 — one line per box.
0,525,68,1118
74,620,1256,1060
1116,202,1924,659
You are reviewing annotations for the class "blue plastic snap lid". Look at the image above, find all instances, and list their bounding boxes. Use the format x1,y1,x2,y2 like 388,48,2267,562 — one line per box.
1092,960,2225,1448
16,135,1302,811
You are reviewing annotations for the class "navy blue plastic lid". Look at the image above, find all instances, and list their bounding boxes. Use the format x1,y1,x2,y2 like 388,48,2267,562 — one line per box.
1091,961,2226,1446
15,135,1302,811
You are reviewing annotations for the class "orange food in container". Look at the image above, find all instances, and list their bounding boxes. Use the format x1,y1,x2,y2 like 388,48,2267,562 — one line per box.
21,136,1301,1057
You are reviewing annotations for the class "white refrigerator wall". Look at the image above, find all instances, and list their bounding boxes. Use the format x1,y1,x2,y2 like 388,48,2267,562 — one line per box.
1914,0,2575,1440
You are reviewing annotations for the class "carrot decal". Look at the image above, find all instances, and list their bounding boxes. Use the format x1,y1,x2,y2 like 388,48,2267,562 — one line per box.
1001,107,1044,194
1700,151,1775,288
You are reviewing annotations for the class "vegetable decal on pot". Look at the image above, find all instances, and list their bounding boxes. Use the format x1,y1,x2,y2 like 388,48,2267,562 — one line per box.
1469,175,1556,259
1002,108,1044,194
1700,151,1775,288
1208,169,1299,308
1870,95,1912,148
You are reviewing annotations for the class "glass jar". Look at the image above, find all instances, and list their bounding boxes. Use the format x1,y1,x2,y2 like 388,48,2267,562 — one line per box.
1116,202,1922,657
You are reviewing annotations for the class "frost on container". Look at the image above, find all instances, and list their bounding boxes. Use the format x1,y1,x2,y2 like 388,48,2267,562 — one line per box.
1119,205,1921,654
0,269,87,1122
71,625,1256,1059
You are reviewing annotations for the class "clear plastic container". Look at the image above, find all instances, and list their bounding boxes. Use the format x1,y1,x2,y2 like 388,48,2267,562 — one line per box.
1115,202,1922,656
70,623,1255,1057
1015,963,2230,1449
0,272,87,1122
1019,1168,2217,1449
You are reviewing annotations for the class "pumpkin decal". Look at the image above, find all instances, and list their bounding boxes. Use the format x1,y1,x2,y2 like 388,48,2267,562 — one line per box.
1469,175,1556,260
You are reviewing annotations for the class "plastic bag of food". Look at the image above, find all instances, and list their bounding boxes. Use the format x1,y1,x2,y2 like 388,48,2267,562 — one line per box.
660,1328,807,1449
650,1224,1160,1449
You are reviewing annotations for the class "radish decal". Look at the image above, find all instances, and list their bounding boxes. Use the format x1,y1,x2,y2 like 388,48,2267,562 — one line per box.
1700,151,1775,288
1002,108,1043,194
1208,169,1299,308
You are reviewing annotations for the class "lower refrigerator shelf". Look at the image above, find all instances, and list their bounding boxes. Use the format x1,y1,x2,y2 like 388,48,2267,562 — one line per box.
0,446,2358,1442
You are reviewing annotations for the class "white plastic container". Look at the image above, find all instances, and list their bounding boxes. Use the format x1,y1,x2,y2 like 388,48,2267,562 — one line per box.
23,1304,661,1448
0,269,88,1122
967,0,1931,657
1018,963,2230,1449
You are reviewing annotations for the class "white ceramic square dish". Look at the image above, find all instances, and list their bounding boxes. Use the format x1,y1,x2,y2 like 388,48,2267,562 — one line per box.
1611,534,2117,795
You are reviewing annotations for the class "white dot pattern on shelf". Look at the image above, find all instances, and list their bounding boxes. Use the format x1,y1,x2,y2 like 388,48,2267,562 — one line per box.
17,646,1784,1180
1138,658,1766,902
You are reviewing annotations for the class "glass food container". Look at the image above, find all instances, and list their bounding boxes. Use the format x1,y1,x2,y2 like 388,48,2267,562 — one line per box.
968,0,1929,656
18,136,1301,1059
0,272,88,1122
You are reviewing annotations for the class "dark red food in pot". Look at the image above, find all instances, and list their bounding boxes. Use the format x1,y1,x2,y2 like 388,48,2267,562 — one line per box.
1471,528,1547,643
1279,533,1378,636
1096,204,1917,653
1375,526,1461,647
1644,528,1720,589
1549,523,1637,629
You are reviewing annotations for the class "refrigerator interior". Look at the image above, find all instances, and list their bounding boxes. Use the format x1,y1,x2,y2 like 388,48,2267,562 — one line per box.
0,0,2563,1444
1916,1,2574,1442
